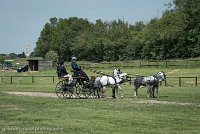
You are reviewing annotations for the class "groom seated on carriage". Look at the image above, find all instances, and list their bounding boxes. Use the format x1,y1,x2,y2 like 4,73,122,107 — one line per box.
71,56,89,82
57,61,68,78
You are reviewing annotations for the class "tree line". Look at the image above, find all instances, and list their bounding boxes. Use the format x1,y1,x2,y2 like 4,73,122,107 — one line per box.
34,0,200,62
0,53,26,63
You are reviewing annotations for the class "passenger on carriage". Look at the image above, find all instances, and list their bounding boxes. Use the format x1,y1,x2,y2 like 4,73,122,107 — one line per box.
71,56,89,82
57,61,68,78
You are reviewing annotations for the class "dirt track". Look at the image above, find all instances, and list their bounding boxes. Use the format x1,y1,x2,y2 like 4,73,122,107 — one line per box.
4,91,198,106
4,91,57,98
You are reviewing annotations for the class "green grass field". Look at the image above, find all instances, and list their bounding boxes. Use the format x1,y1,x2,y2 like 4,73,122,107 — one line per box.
0,67,200,133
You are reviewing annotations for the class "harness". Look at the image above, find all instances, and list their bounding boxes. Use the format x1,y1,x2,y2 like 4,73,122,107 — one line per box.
96,73,127,89
97,76,118,88
109,76,117,86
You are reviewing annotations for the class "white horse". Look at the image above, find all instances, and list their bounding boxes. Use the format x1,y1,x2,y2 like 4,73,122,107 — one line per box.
94,69,128,98
133,71,166,98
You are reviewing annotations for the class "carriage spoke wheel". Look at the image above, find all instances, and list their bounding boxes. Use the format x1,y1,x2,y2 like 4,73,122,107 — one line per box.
82,84,92,98
75,84,82,98
62,86,74,99
81,87,91,98
55,81,65,98
63,90,73,98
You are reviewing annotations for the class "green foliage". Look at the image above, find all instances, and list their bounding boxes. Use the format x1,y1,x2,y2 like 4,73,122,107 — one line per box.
0,55,5,63
17,52,26,58
34,0,200,61
9,53,17,59
45,50,58,66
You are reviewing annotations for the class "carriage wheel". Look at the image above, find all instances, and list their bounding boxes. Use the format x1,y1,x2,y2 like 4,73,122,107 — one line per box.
82,84,94,98
55,81,65,98
75,84,82,98
62,85,74,99
63,90,73,98
81,86,91,98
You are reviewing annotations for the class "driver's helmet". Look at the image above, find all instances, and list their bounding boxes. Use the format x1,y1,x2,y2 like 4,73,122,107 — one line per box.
71,56,77,60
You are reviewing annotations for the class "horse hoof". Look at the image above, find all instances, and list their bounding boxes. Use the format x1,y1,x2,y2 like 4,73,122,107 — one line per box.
112,96,116,99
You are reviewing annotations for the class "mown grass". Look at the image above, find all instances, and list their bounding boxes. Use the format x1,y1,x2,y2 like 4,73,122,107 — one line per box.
0,89,200,134
0,67,200,133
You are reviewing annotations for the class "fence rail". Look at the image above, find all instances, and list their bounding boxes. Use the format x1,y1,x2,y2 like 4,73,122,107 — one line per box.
80,60,200,69
0,76,198,87
0,76,56,84
127,76,198,87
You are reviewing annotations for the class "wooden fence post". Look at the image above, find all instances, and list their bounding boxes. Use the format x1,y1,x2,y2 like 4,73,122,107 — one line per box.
179,77,181,87
53,76,55,83
195,77,198,86
11,76,13,84
32,76,34,83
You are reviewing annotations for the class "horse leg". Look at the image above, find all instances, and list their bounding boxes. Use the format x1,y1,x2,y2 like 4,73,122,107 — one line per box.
147,84,155,98
134,84,139,97
97,88,103,98
147,85,151,98
96,87,100,98
112,87,116,99
118,85,123,99
155,85,159,98
152,86,155,98
102,87,106,98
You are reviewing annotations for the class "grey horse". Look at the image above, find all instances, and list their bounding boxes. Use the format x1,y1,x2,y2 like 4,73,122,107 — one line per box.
94,68,128,98
133,71,166,98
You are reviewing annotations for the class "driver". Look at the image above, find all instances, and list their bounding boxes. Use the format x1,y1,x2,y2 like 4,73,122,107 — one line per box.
71,56,89,82
71,57,81,71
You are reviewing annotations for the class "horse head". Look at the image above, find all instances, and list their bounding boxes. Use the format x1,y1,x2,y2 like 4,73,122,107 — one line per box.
113,68,122,77
156,71,166,82
118,73,128,82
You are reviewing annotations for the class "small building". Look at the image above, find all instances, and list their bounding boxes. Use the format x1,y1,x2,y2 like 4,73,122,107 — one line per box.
27,57,52,71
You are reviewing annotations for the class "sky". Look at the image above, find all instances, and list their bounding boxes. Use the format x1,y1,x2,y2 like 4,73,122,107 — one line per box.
0,0,173,54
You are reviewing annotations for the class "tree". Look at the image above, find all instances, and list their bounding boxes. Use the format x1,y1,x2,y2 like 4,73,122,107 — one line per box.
173,0,200,58
17,52,26,58
9,53,17,59
45,50,59,66
34,1,200,61
0,55,5,64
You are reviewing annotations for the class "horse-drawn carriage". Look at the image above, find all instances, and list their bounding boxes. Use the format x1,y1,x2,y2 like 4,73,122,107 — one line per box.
55,68,129,99
55,68,166,99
